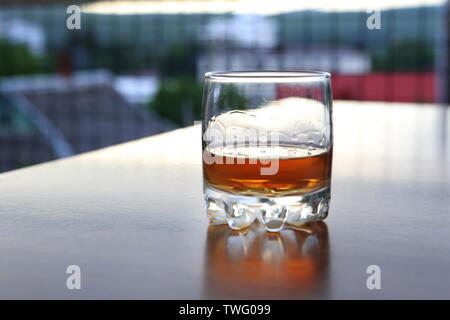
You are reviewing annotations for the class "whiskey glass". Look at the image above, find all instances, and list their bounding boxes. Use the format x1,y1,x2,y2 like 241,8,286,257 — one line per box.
202,71,333,232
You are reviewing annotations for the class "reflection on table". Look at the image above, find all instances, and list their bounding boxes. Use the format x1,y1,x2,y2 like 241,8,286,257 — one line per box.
204,222,330,299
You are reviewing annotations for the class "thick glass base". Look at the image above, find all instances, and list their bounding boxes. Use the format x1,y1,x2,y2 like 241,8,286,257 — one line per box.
204,183,330,232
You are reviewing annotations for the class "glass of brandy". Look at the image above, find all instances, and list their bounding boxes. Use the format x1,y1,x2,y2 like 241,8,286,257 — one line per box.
202,71,333,232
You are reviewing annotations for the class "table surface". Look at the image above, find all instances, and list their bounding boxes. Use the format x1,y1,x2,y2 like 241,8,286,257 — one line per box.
1,101,450,299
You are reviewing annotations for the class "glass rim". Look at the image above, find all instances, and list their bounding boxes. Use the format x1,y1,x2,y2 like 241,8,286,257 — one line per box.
205,70,331,82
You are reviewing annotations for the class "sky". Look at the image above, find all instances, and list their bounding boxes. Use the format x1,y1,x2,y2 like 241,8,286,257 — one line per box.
83,0,446,15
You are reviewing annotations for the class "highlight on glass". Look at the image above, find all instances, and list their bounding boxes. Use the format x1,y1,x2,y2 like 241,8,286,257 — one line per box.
202,71,333,232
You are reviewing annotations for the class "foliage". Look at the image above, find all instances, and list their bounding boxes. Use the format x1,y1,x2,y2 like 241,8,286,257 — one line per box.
0,40,51,76
372,40,434,72
217,84,248,110
147,77,203,127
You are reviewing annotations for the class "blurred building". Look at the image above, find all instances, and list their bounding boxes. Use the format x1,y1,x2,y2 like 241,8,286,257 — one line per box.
202,14,278,48
197,46,370,77
0,70,174,172
0,0,447,172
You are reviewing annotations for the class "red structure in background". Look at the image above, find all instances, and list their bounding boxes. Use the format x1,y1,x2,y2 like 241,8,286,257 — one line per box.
56,51,73,78
277,73,435,103
332,73,435,103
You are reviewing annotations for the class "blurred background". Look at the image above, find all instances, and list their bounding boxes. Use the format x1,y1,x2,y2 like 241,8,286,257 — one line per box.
0,0,447,172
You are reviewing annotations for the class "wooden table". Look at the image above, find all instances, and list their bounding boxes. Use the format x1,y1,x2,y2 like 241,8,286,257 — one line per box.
1,101,449,299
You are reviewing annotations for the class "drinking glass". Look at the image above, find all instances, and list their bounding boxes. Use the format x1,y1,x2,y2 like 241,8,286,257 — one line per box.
202,71,333,232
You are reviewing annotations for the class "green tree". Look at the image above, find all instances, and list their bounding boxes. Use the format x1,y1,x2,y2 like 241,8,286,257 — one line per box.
147,77,202,127
217,84,248,110
372,40,434,72
0,40,50,76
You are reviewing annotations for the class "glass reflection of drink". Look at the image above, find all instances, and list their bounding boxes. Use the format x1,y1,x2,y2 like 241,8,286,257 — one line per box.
204,222,329,299
202,71,333,231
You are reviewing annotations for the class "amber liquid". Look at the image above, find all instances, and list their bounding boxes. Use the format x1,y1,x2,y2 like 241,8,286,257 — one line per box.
203,145,332,196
